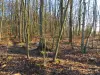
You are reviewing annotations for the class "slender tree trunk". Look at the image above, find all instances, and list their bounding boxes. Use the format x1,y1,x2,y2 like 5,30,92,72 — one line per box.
92,0,97,48
0,0,4,41
78,0,82,35
53,0,70,61
39,0,46,66
81,0,86,53
39,0,43,40
69,0,73,43
26,0,30,59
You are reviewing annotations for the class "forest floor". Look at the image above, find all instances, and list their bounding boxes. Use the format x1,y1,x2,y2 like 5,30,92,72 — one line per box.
0,37,100,75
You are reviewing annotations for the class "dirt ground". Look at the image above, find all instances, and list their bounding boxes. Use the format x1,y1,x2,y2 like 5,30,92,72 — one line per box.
0,38,100,75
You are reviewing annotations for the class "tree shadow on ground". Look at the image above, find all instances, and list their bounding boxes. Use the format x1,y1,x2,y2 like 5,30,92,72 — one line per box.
58,47,100,67
0,55,83,75
7,45,41,57
7,44,53,58
1,57,99,75
7,40,55,58
0,56,46,75
0,44,100,75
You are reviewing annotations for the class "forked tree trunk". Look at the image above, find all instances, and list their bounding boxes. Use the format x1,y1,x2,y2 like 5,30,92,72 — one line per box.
53,0,70,62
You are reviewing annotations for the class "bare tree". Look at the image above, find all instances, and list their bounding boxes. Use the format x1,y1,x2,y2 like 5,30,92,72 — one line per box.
53,0,70,61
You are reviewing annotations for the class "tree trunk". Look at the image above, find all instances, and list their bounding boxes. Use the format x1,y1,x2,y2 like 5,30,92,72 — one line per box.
53,0,70,61
0,0,4,41
69,0,73,43
81,0,86,53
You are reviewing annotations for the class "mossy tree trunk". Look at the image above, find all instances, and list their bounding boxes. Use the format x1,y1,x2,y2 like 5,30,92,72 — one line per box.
0,0,4,41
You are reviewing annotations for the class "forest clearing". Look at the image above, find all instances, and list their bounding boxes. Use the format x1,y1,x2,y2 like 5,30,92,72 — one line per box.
0,0,100,75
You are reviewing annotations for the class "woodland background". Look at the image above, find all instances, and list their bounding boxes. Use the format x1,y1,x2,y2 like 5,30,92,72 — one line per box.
0,0,100,75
